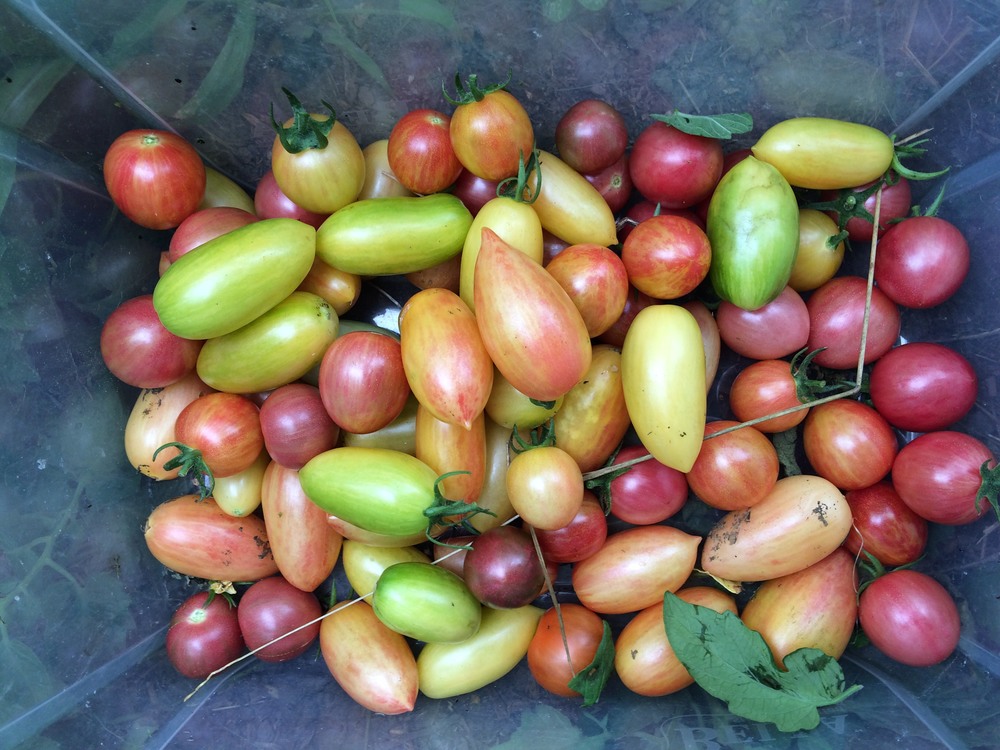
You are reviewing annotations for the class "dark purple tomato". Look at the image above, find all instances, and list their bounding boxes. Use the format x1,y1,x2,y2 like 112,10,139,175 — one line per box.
166,591,245,679
259,383,340,469
874,215,970,309
450,169,501,217
555,99,629,174
237,576,323,662
462,525,545,609
869,342,977,432
843,481,928,567
716,286,810,361
806,276,900,369
532,490,608,563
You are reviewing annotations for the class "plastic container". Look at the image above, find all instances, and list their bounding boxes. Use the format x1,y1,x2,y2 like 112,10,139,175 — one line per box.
2,1,999,748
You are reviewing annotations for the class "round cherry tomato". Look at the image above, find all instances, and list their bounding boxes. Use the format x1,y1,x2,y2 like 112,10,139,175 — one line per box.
448,76,534,181
727,358,809,433
687,420,780,510
531,490,608,563
387,108,463,194
620,213,712,300
821,174,912,244
166,590,245,679
607,445,689,525
506,445,584,530
253,169,329,228
629,121,723,208
167,206,258,263
238,575,323,663
874,216,970,308
806,275,900,370
716,286,810,361
583,152,633,214
259,383,340,470
554,98,629,174
788,209,845,292
545,243,630,338
462,525,545,609
527,603,606,698
802,399,898,491
174,392,264,477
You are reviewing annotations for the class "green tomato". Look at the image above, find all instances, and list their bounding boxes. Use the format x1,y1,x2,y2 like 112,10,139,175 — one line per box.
373,561,482,643
196,291,338,393
706,156,799,311
316,193,472,276
154,218,315,339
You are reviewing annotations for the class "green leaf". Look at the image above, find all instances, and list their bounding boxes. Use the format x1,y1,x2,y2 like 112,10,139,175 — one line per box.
651,110,753,140
567,620,615,706
662,593,862,732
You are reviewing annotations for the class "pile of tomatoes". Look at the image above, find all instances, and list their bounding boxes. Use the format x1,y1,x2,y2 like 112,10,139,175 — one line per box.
98,73,995,718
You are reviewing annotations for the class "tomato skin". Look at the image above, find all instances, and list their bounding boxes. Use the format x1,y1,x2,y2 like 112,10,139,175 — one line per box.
532,490,608,563
197,291,339,394
166,591,246,679
415,407,486,503
701,474,852,582
253,169,329,228
465,417,519,534
168,207,258,263
821,175,912,244
687,420,779,511
297,257,362,317
399,287,493,429
788,208,845,292
387,108,463,194
238,576,322,663
716,286,810,361
260,462,343,592
873,215,971,309
621,304,706,473
506,445,584,530
706,156,800,311
418,605,544,699
341,540,431,599
869,342,978,432
843,481,928,567
806,276,900,370
259,384,339,470
299,447,439,537
200,166,256,214
463,525,545,609
629,121,723,208
317,194,472,276
555,98,629,174
621,214,712,300
858,570,961,667
891,430,996,525
728,358,808,433
596,285,657,349
320,599,418,714
584,152,633,214
802,399,898,491
450,169,501,216
103,129,205,229
485,366,563,431
271,116,365,214
339,394,418,456
174,392,264,478
153,218,316,340
751,117,894,190
527,603,606,697
740,548,858,668
212,451,268,518
608,445,689,525
449,88,534,181
144,495,278,581
358,139,414,201
372,561,482,643
681,300,721,392
527,150,618,246
545,243,629,338
474,228,592,402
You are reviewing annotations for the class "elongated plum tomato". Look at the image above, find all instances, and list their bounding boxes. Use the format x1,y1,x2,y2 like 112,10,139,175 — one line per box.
259,383,339,470
103,129,206,229
166,591,245,679
387,108,463,194
474,228,592,402
527,603,605,697
373,561,482,644
715,285,809,361
238,576,322,663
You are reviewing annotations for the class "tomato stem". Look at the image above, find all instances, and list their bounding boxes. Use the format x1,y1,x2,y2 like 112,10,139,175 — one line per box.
497,148,542,204
441,71,512,106
270,87,337,154
422,471,496,547
153,441,215,501
508,419,557,454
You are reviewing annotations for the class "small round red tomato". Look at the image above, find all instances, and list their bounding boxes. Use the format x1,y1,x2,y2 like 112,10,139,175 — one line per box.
821,174,912,244
806,276,900,370
103,129,206,229
727,358,809,433
869,342,978,432
253,170,328,229
317,331,410,434
859,570,961,667
448,76,534,181
527,603,606,697
583,152,633,214
802,399,898,491
618,201,704,242
620,214,712,300
843,481,928,566
532,490,608,563
544,243,630,338
450,169,501,216
716,286,810,361
687,421,779,510
259,383,340,470
387,108,463,194
874,215,969,308
506,445,584,530
100,294,202,389
166,591,245,679
555,98,629,174
174,392,264,477
462,525,545,609
629,121,723,208
607,445,688,525
168,207,258,263
238,575,323,663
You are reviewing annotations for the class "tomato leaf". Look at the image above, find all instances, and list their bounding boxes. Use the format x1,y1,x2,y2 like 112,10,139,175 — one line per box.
651,110,753,140
662,592,863,732
567,619,615,706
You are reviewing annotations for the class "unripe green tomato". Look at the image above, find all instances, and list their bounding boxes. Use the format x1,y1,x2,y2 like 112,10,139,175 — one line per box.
373,561,482,643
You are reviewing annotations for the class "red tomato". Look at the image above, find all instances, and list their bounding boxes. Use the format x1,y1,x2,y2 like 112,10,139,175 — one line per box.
387,108,464,194
527,604,606,697
554,98,629,174
716,286,810,361
821,174,912,244
100,294,202,389
806,276,900,370
168,207,258,263
859,570,961,667
727,358,809,433
620,213,712,300
544,243,630,338
618,200,705,242
238,576,323,663
874,215,970,308
531,490,608,563
462,525,545,609
166,591,245,679
843,481,928,567
595,285,657,348
607,445,689,525
174,392,264,477
318,331,410,434
103,129,206,229
869,342,978,432
259,383,340,470
583,152,633,214
450,169,501,216
629,121,723,208
253,170,328,229
802,399,898,491
686,420,780,510
506,445,584,530
449,79,534,181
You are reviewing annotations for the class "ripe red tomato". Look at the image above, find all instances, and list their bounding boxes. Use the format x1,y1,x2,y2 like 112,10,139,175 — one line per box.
387,108,464,194
802,399,898,491
869,342,978,432
716,286,810,361
583,152,633,214
448,78,534,181
103,129,206,229
174,392,264,477
595,285,657,349
544,243,630,338
527,603,606,697
686,420,780,510
806,275,900,369
253,170,328,228
858,570,961,667
237,576,323,663
874,215,970,308
531,490,608,563
166,591,245,679
821,174,912,244
843,481,928,567
629,121,723,208
168,207,258,263
727,358,809,433
259,383,340,470
462,525,545,609
607,445,689,525
620,213,712,300
554,98,629,174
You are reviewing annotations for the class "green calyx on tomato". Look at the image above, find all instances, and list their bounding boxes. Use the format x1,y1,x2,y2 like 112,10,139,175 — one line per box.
508,418,557,454
789,347,858,404
423,471,497,546
889,133,950,183
152,441,214,501
650,110,753,140
270,87,337,154
442,71,512,105
496,147,542,204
